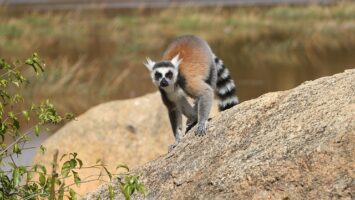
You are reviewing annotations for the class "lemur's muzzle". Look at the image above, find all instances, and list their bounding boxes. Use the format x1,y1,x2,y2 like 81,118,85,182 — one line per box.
160,78,169,87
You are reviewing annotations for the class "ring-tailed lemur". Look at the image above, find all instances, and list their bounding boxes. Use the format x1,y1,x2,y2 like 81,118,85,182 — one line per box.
144,35,238,151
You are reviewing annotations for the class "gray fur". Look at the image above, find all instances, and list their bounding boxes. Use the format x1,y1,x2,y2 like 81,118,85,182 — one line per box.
196,87,214,136
144,36,238,151
167,108,182,152
179,96,197,121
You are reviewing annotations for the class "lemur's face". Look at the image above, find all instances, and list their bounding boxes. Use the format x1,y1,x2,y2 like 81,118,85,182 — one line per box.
151,66,178,88
144,54,182,89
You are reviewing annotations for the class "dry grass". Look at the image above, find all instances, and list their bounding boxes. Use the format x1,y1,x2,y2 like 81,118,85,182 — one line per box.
0,3,354,116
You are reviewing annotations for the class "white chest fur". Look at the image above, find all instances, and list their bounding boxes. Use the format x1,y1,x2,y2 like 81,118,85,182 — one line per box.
164,86,186,102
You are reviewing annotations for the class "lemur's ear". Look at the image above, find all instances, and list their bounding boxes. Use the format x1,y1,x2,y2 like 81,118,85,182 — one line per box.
144,57,155,71
171,54,182,69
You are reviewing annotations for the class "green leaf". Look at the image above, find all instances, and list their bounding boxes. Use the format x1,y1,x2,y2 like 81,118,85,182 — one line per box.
121,175,145,199
0,79,8,87
22,110,30,121
69,188,77,200
0,122,5,132
0,90,10,102
13,143,21,154
65,112,75,120
60,159,77,177
40,145,46,154
30,103,36,111
0,123,5,142
108,185,115,200
12,81,20,88
61,161,71,177
0,132,4,142
69,159,77,168
12,118,20,130
58,185,64,200
11,94,24,103
25,53,45,75
39,173,46,186
123,184,133,200
72,170,81,186
12,167,20,187
137,183,146,196
27,171,33,181
25,58,34,65
37,164,46,174
34,125,40,136
8,111,16,119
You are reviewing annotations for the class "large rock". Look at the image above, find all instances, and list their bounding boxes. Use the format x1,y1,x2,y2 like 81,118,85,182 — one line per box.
84,69,355,199
33,91,219,195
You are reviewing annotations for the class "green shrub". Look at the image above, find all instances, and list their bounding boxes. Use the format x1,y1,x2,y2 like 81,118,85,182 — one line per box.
0,54,145,199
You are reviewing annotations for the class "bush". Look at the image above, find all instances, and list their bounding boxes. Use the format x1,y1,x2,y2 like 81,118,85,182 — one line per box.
0,54,145,199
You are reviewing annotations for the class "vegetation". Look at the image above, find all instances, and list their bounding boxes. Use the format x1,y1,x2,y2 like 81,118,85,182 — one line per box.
0,54,145,199
0,2,353,198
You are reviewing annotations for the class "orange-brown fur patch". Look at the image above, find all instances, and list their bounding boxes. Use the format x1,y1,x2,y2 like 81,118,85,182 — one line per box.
163,36,213,97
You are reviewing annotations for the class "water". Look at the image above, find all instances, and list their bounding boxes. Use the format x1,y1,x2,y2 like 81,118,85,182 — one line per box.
121,44,354,103
6,54,353,168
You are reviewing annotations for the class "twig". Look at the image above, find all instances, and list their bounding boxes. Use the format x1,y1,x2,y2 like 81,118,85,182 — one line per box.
0,126,34,156
0,67,21,78
49,149,59,200
23,191,46,200
9,154,18,167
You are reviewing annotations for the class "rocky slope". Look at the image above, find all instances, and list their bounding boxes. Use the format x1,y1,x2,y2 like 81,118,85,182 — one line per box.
33,89,219,195
84,69,355,199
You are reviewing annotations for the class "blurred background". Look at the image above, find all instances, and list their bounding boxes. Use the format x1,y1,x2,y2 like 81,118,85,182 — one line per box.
0,0,354,117
0,0,354,140
1,0,354,195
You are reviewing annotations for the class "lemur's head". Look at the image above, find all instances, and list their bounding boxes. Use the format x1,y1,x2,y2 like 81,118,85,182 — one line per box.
144,54,182,89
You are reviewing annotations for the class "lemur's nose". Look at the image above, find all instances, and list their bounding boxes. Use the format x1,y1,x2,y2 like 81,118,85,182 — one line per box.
160,78,169,87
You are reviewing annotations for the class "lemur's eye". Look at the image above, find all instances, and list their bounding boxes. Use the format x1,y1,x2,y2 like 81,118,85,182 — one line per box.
155,72,162,80
165,71,173,79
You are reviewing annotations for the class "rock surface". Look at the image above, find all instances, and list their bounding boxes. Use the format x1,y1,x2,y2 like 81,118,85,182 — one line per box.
33,90,219,195
84,69,355,199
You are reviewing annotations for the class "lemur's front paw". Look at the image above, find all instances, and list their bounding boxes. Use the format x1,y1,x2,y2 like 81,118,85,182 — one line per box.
168,142,179,153
195,122,207,137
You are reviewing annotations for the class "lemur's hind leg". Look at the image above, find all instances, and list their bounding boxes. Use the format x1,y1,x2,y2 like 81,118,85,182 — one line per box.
176,96,198,134
196,86,213,136
179,96,197,122
185,100,215,133
185,101,198,133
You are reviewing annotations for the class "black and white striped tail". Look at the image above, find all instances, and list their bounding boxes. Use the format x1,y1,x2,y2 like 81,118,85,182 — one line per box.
215,57,239,111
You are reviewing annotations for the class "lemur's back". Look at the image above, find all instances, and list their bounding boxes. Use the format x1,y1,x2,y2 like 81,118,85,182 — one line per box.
163,35,215,97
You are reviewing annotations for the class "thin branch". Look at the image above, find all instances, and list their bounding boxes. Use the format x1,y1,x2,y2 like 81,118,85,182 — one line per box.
80,164,109,169
3,111,25,123
64,178,109,189
0,126,35,156
0,67,21,78
23,191,46,200
50,149,59,200
9,154,17,167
